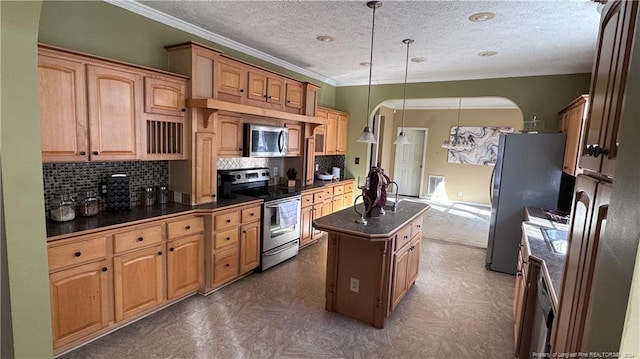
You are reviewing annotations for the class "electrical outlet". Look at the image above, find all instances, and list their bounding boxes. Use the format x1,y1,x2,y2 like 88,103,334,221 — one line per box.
273,167,278,177
457,191,463,197
350,278,360,293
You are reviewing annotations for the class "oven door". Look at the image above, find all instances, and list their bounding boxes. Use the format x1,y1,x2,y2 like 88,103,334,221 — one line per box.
263,196,301,251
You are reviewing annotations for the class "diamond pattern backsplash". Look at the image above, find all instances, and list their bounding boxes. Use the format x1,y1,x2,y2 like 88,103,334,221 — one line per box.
42,161,169,212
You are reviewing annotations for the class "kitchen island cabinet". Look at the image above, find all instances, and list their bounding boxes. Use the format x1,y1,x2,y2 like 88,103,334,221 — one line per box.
314,201,429,328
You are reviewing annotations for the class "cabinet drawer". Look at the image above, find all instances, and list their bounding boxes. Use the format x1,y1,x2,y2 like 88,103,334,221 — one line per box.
411,216,423,238
333,185,344,196
114,224,163,254
323,187,333,197
167,216,204,240
241,205,261,223
213,246,239,284
344,182,354,193
395,225,413,251
214,228,239,249
214,210,239,231
48,236,107,272
301,193,314,207
313,192,325,203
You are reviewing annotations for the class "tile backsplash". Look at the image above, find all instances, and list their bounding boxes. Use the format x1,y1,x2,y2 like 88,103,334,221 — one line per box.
42,161,168,212
315,155,346,179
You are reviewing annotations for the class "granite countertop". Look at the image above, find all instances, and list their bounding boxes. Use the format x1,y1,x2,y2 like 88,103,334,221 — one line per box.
522,207,570,312
313,201,430,241
46,195,261,240
292,178,355,193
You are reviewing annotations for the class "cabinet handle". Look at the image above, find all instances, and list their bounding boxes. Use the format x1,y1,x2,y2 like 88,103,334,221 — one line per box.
185,225,191,230
79,151,86,156
268,96,272,99
102,267,108,272
226,237,230,241
74,251,81,257
181,108,186,112
212,194,216,198
226,219,231,223
242,230,246,233
238,148,243,151
287,100,291,103
157,251,163,256
240,89,244,93
250,213,254,216
137,237,144,242
416,225,421,228
92,151,99,156
169,247,175,252
225,263,230,267
404,236,408,239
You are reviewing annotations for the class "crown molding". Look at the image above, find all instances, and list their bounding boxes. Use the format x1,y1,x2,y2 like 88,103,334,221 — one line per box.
104,0,337,87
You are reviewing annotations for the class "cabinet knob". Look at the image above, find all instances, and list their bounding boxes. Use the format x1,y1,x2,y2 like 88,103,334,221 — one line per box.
212,194,216,198
287,100,291,103
181,108,186,112
226,237,230,241
157,251,163,256
79,151,86,156
137,237,144,242
240,89,244,93
226,219,231,223
185,225,191,230
169,247,175,252
102,267,108,272
74,252,81,257
268,96,272,99
416,225,421,228
250,213,254,216
92,151,99,156
242,230,246,233
238,148,243,151
516,270,522,276
225,263,230,267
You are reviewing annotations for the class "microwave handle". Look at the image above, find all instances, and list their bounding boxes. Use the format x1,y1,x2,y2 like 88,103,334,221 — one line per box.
278,130,284,153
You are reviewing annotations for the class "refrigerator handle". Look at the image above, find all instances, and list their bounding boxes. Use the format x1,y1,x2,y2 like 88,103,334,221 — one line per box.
489,166,496,205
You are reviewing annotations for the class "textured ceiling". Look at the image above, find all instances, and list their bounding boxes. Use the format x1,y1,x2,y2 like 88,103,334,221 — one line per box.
125,0,601,87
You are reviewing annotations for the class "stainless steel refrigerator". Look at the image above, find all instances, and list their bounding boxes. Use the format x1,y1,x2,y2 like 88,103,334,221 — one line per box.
485,133,566,274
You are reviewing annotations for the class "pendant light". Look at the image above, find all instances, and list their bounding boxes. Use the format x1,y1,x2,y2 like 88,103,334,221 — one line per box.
394,38,414,145
441,98,473,151
356,1,382,144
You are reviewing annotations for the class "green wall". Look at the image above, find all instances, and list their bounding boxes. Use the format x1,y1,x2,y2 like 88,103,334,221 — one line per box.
335,74,591,180
1,1,53,358
38,1,336,108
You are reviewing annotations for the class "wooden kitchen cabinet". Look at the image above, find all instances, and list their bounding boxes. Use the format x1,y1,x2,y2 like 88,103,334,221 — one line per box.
303,83,320,117
113,243,165,322
284,121,302,156
305,137,316,185
246,69,284,108
240,221,260,273
390,219,422,311
337,114,349,154
285,80,303,112
300,203,315,248
195,132,217,203
579,0,638,178
87,64,143,161
144,76,186,117
49,259,110,350
217,114,243,156
38,53,88,162
559,95,588,176
318,107,349,155
215,57,246,104
167,233,204,300
325,111,339,155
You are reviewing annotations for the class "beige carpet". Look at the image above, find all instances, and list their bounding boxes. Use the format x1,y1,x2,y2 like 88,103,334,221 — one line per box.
399,197,491,248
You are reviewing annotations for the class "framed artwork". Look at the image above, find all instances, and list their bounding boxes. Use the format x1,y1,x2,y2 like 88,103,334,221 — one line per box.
446,126,514,165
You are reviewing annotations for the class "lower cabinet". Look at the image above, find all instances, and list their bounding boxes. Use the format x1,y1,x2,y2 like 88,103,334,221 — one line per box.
49,260,110,349
113,244,165,322
167,234,204,300
299,203,314,247
212,246,240,286
240,221,260,273
391,231,421,311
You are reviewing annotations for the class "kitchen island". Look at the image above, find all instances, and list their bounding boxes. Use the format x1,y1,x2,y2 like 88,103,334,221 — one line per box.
313,200,430,328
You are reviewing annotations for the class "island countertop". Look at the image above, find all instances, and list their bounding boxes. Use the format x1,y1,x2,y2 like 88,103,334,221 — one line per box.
313,201,430,241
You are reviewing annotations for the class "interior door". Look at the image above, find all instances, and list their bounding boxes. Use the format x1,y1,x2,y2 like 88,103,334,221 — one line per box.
393,129,426,196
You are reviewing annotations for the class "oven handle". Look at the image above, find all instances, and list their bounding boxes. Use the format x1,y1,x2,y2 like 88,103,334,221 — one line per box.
265,197,301,208
264,241,299,256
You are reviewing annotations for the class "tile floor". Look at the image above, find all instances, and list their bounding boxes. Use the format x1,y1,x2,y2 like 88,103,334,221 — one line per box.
60,204,515,359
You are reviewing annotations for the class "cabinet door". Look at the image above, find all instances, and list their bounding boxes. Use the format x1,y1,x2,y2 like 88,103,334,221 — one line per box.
216,58,245,103
305,138,316,185
300,205,314,247
212,246,240,287
247,70,267,102
285,121,302,156
144,76,186,116
314,125,327,155
513,248,527,353
311,203,324,240
332,196,344,213
407,236,421,286
38,54,88,162
87,65,142,161
337,114,349,154
560,97,587,176
191,46,216,99
195,132,217,203
217,114,243,156
579,0,638,177
303,83,319,117
167,234,204,300
285,81,303,110
49,260,109,349
321,200,333,217
391,243,410,311
113,244,165,322
240,222,260,273
343,191,354,210
266,76,284,105
325,111,339,155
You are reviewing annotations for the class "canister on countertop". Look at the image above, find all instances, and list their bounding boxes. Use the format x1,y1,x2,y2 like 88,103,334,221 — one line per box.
79,190,99,216
156,185,168,204
50,193,75,222
142,187,155,206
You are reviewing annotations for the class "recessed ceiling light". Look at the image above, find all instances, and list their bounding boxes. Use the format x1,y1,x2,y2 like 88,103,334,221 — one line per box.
360,61,371,67
478,51,497,57
469,12,495,22
316,35,335,42
411,57,428,63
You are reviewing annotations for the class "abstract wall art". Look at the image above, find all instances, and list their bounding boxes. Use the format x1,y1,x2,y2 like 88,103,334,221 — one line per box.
446,126,514,165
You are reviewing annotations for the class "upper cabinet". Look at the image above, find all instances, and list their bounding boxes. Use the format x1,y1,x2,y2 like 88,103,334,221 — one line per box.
217,114,244,157
284,121,302,156
215,57,246,103
317,107,349,155
284,81,303,112
559,95,588,176
246,68,284,109
38,45,187,163
38,54,88,163
579,0,638,179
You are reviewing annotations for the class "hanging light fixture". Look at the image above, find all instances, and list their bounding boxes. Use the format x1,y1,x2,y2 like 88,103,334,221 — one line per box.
356,1,382,144
394,38,414,145
441,98,473,151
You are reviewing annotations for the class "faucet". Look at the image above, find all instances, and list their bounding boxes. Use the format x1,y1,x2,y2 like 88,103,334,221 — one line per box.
388,181,399,212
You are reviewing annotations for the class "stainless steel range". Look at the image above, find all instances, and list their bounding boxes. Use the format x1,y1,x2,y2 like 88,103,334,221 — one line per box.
217,167,301,271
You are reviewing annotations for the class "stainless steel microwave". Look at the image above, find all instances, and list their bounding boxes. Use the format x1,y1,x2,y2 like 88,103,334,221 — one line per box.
244,124,288,157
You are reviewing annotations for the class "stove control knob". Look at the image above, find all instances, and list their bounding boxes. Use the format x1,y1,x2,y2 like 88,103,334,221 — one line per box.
262,172,267,176
236,175,241,180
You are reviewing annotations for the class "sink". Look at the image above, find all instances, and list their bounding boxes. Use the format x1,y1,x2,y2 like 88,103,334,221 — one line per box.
540,228,568,254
